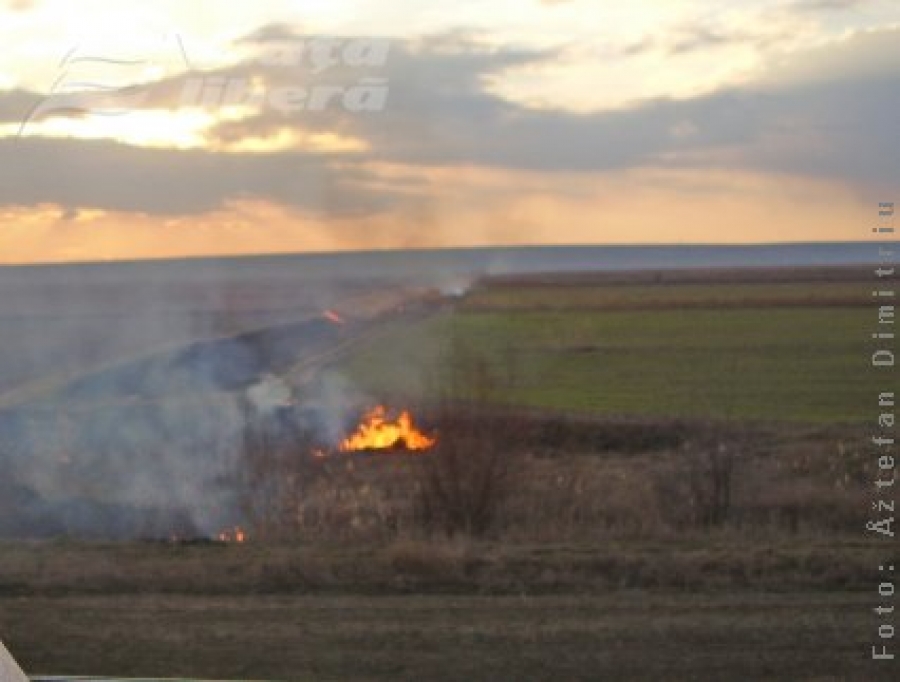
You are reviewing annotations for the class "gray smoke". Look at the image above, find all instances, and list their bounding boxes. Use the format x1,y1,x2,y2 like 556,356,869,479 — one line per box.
0,251,490,539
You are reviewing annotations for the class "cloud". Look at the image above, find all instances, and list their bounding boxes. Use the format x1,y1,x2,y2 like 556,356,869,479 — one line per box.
0,88,41,124
617,17,802,58
308,25,895,189
237,22,307,44
0,135,394,215
665,24,794,55
0,24,897,217
789,0,873,12
368,26,899,187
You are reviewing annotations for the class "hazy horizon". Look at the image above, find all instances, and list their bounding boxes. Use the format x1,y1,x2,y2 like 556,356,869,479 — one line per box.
0,241,891,276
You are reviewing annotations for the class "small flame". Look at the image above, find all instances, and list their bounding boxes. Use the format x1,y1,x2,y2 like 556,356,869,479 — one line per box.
339,406,436,452
217,526,247,543
322,309,345,325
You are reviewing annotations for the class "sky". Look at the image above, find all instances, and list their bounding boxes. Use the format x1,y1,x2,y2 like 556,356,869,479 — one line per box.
0,0,897,263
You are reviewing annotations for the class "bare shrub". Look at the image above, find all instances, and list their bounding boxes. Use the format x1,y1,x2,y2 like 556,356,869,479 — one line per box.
651,440,736,532
688,444,735,527
505,455,667,541
290,457,415,542
731,448,871,535
414,338,518,537
415,412,515,537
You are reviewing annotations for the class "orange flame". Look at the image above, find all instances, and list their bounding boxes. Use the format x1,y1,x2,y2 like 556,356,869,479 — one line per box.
217,526,247,543
339,406,436,452
322,309,345,325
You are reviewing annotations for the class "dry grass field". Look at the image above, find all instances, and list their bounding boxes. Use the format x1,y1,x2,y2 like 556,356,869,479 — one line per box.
1,592,884,681
0,539,891,680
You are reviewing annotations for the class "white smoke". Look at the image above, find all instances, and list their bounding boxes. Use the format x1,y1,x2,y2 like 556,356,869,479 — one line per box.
247,374,294,413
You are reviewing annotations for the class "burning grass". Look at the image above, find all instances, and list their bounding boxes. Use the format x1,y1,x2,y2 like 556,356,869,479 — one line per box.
230,401,876,547
216,526,247,543
339,405,436,453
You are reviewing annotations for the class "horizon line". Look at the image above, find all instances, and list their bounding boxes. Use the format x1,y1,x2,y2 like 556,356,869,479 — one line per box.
1,240,895,270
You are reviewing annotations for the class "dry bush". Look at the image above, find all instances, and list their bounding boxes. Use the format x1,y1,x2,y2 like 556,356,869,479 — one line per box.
289,457,416,542
734,479,867,535
503,454,667,541
413,339,519,537
650,425,747,529
731,450,871,535
414,417,516,537
776,437,874,490
685,439,737,528
651,427,871,537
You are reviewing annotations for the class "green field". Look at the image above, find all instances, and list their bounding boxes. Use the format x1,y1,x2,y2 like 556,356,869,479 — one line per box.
461,280,870,310
1,274,882,423
336,303,881,423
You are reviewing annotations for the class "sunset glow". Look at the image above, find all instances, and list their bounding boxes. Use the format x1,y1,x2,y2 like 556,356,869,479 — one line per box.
0,0,897,262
